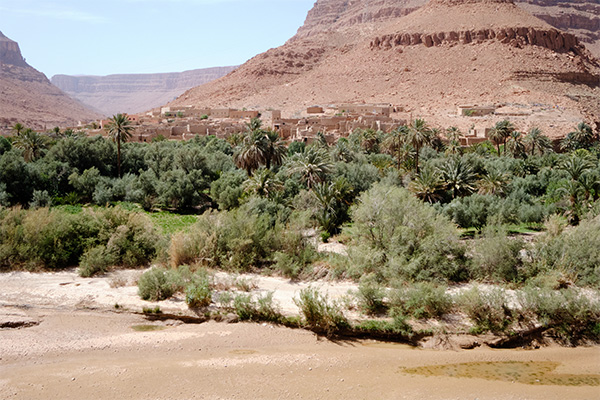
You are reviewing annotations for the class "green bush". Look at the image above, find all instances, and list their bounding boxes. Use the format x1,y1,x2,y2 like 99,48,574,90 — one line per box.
295,287,349,336
347,183,468,283
137,267,180,301
356,276,387,316
457,286,513,334
390,282,453,320
232,292,283,323
532,214,600,287
518,287,600,344
185,274,212,308
471,226,525,283
78,245,114,277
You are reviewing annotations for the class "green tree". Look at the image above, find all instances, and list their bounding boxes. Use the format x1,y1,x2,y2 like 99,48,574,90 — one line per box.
234,130,267,175
287,147,332,189
489,120,514,156
561,122,597,151
505,130,526,158
12,129,49,162
407,119,432,173
438,157,477,199
105,114,134,178
11,123,24,136
243,168,284,198
523,127,552,156
408,166,445,203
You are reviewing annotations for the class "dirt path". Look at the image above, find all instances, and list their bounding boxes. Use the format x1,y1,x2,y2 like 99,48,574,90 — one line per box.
1,308,599,400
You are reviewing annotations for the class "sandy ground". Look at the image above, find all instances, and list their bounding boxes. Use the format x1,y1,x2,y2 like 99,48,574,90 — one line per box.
1,270,599,399
0,308,599,400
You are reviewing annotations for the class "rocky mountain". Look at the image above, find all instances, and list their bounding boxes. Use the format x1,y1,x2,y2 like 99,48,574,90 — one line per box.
168,0,599,137
0,31,100,131
293,0,600,58
51,66,237,117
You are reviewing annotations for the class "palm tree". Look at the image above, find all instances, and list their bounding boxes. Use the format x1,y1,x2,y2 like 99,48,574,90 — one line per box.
243,168,283,198
407,118,432,173
234,130,267,176
312,177,354,236
287,147,332,189
382,125,411,168
559,154,594,182
445,126,462,155
477,167,510,196
105,114,134,177
264,129,287,169
11,123,24,136
523,127,553,156
489,120,514,156
505,130,526,158
438,156,477,199
561,122,596,151
409,166,445,203
12,129,48,162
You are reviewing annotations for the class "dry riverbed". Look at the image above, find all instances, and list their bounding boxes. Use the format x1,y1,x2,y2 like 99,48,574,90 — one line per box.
0,269,599,399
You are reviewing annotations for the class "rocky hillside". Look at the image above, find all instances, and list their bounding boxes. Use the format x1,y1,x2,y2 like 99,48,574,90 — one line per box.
52,66,237,117
293,0,600,58
0,31,100,131
169,0,599,137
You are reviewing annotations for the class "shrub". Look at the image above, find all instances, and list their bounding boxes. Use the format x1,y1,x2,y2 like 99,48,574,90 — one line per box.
457,286,513,334
137,267,180,301
185,273,212,308
532,214,600,287
390,282,452,320
356,276,387,316
78,245,114,277
29,190,51,209
232,292,283,323
518,287,600,344
355,310,413,337
347,183,468,283
471,226,525,283
295,287,349,336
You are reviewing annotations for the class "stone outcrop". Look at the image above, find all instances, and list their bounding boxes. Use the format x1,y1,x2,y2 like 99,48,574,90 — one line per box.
51,66,237,117
292,0,600,58
0,31,28,68
369,27,590,57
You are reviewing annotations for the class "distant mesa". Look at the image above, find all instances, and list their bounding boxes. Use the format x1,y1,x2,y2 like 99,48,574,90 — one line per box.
51,66,238,117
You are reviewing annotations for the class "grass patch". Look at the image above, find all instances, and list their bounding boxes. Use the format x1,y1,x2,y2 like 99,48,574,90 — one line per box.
146,210,199,236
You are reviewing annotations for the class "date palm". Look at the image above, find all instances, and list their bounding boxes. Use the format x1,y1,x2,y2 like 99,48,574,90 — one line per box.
409,166,445,203
11,123,24,136
489,120,514,156
243,168,283,198
523,127,552,156
505,130,526,158
477,167,510,196
234,130,267,176
408,118,432,173
12,129,48,162
438,156,477,199
264,129,286,169
560,122,596,151
559,154,594,182
287,147,332,189
105,114,134,177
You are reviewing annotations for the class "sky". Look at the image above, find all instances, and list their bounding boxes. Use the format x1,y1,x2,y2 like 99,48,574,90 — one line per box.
0,0,315,78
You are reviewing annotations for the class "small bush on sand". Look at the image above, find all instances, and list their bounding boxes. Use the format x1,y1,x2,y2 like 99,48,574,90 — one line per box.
295,287,349,336
356,276,387,316
518,287,600,344
78,245,115,277
390,282,453,320
232,292,283,323
457,286,513,334
471,226,525,283
138,267,180,301
185,271,212,308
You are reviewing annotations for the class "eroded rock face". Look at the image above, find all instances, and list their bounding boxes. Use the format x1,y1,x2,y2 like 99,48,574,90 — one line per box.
293,0,600,57
0,31,100,130
0,31,29,68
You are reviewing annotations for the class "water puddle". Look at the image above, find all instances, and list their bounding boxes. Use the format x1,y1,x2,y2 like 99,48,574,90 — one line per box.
131,325,167,332
229,349,258,355
402,361,600,386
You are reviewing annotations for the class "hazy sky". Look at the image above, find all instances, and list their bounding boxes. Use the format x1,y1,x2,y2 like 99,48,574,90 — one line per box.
0,0,314,78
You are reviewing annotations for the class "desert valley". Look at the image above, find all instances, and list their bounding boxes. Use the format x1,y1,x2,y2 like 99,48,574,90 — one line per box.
1,0,600,399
